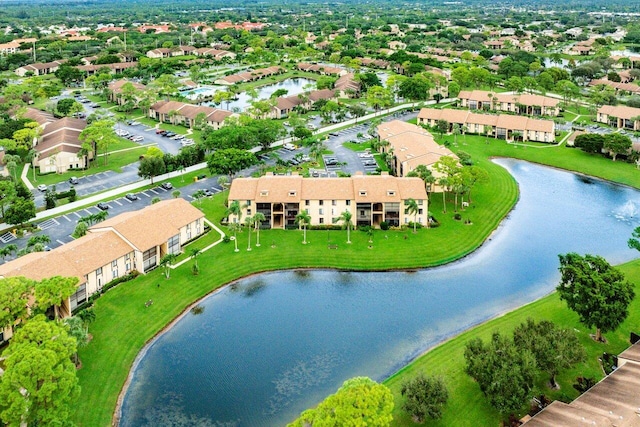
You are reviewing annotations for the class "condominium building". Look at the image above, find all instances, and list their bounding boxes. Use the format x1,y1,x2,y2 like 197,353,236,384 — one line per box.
228,172,428,229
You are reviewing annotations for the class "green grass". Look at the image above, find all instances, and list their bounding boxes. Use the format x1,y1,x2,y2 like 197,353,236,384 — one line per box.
72,160,518,426
385,259,640,426
70,130,640,426
31,147,149,187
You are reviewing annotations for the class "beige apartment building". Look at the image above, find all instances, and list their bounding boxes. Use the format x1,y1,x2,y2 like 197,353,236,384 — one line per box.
417,108,556,143
0,199,205,342
597,105,640,131
458,90,560,117
375,120,458,181
228,172,428,229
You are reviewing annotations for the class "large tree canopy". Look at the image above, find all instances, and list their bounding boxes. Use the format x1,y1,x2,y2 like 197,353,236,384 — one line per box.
207,148,257,181
557,253,635,342
0,315,80,426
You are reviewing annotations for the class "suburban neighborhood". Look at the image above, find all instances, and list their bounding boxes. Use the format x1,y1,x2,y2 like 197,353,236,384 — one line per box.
1,0,640,425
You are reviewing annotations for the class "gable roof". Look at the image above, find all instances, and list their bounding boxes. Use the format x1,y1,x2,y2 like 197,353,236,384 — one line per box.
89,198,204,251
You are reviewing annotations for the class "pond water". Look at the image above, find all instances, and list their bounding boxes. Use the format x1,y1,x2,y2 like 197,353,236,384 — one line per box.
205,77,316,112
119,159,640,427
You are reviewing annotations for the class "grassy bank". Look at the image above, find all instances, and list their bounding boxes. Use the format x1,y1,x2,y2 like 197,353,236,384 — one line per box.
72,153,517,426
71,133,640,426
385,259,640,426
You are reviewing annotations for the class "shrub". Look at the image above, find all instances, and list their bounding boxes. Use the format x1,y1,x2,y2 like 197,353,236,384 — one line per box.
400,374,449,422
359,225,372,233
379,221,389,230
223,235,231,243
453,213,462,220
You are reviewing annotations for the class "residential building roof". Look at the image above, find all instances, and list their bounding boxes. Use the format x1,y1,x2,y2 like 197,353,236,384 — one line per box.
418,108,555,133
598,105,640,120
89,198,204,251
229,173,427,203
458,90,559,108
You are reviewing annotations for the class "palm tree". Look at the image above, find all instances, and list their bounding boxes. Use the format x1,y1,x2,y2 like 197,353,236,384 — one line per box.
245,216,254,250
253,212,266,247
438,176,450,213
227,222,241,252
405,198,419,233
334,210,353,244
159,253,177,279
295,211,312,244
189,247,201,274
3,154,20,181
226,200,242,224
172,190,181,198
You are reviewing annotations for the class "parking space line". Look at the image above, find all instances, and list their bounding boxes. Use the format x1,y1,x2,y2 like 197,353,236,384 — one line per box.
56,239,65,245
149,188,159,194
83,209,93,215
73,212,82,218
141,191,150,197
62,215,72,222
114,200,123,206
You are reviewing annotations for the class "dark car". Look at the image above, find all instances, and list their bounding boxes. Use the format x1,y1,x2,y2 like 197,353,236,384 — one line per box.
203,189,214,197
161,182,173,190
97,202,109,210
125,193,139,201
164,132,176,138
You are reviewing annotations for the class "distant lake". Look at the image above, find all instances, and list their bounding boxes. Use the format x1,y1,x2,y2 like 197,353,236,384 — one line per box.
205,77,316,112
119,159,640,426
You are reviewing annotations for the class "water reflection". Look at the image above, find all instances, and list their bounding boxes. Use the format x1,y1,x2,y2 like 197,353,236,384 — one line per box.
120,159,640,427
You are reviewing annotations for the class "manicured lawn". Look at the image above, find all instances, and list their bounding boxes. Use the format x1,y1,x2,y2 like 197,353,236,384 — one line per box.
72,158,518,426
385,259,640,426
70,132,640,426
31,146,149,187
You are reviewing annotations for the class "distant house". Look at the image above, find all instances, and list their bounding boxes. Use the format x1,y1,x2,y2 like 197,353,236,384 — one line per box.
194,47,236,60
589,79,640,95
34,117,90,173
271,89,336,119
297,63,347,76
149,100,234,129
334,73,361,97
77,61,138,75
138,24,171,34
357,57,390,69
15,60,66,77
214,66,284,85
418,108,556,143
597,105,640,131
146,46,195,58
107,79,147,105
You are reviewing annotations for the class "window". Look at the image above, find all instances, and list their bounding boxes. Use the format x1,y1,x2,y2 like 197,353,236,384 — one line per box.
196,219,201,234
289,191,296,197
305,208,309,214
96,267,102,276
186,224,192,239
332,200,336,206
305,200,310,206
360,210,365,216
319,218,324,224
69,284,86,311
247,209,252,216
112,260,118,268
260,190,268,196
346,200,351,206
246,200,251,206
112,268,118,278
168,234,180,254
319,208,324,215
319,200,324,206
143,247,157,271
387,191,395,196
359,191,367,197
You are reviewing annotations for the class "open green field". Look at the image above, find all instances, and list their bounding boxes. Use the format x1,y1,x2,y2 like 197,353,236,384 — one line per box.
70,132,640,426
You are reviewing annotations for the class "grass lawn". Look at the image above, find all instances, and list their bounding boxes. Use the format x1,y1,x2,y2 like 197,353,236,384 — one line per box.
72,156,518,425
70,130,640,426
385,259,640,426
31,146,149,187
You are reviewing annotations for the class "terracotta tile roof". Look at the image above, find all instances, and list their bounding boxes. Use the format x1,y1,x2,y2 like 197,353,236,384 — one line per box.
308,88,337,102
335,73,361,92
89,198,204,251
419,108,555,134
108,79,147,93
458,90,559,108
41,117,86,137
22,108,55,125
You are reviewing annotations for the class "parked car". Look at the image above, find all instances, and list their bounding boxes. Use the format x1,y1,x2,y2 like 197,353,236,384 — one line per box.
115,129,129,137
173,134,185,140
325,158,338,166
125,193,139,201
97,202,109,210
68,177,79,185
155,129,166,134
181,139,195,147
283,142,296,150
164,132,176,138
202,189,214,197
161,182,173,190
131,136,144,142
72,112,86,119
89,103,100,108
37,184,47,192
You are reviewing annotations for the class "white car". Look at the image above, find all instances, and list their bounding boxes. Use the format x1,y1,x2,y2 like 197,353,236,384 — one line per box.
37,184,47,192
283,143,296,150
132,136,144,142
115,129,129,137
181,139,195,147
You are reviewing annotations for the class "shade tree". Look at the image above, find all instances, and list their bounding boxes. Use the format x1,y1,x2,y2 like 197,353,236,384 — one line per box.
400,374,448,422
